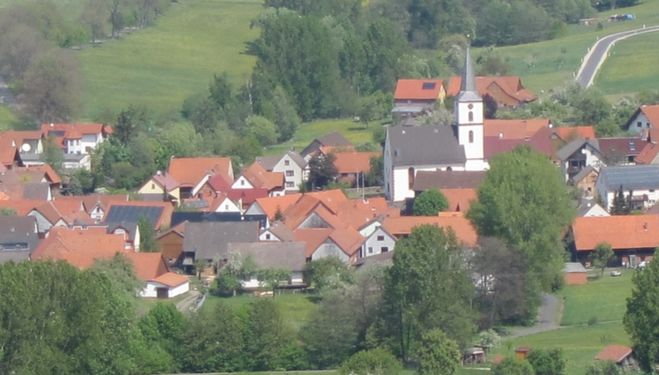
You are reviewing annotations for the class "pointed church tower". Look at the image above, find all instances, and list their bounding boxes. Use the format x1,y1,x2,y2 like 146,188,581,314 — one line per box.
455,47,486,170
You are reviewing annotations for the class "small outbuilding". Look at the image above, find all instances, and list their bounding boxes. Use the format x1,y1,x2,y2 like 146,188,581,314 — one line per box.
595,344,637,370
564,262,588,285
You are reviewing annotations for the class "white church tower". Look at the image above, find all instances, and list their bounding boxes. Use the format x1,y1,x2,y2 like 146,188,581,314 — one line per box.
455,48,488,171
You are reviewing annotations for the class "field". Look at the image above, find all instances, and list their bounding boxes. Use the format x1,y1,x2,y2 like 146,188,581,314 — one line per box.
78,0,261,119
490,0,659,93
495,269,635,375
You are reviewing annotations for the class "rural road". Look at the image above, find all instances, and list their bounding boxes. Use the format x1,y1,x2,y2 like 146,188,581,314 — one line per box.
576,24,659,87
510,293,562,338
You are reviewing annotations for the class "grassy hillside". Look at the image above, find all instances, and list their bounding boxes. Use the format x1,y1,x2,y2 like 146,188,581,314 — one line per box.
490,0,659,93
78,0,261,119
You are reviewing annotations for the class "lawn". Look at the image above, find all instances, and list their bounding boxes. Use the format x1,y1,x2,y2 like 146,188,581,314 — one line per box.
264,119,380,156
200,293,318,332
597,31,659,96
560,269,634,326
488,0,659,93
78,0,261,119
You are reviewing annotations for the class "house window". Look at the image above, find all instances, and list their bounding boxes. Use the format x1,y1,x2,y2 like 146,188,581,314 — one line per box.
286,181,295,188
284,160,290,166
377,235,385,241
286,170,294,177
650,189,656,193
381,247,389,252
637,121,642,127
408,167,415,189
151,183,155,189
368,247,373,254
266,233,271,240
468,111,474,122
240,179,245,186
225,204,229,210
468,130,474,143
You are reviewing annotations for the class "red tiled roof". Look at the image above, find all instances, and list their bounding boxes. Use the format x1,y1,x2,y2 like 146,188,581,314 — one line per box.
333,151,380,174
382,213,478,247
635,142,659,164
226,189,269,206
252,194,303,220
639,104,659,127
40,123,109,148
293,228,333,257
0,199,43,215
573,215,659,251
553,126,596,142
484,119,550,139
446,76,536,104
484,126,553,159
335,197,399,230
152,172,180,192
151,272,188,287
31,227,127,268
394,79,444,101
207,173,233,192
124,252,170,281
597,137,650,159
441,188,477,212
240,162,284,191
167,157,232,187
81,194,130,214
595,345,632,363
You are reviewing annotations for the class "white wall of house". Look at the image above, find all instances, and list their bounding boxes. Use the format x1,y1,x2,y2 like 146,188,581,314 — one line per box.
141,280,189,298
28,211,53,233
214,197,241,213
231,176,254,190
240,271,304,289
271,154,306,192
599,188,659,210
362,227,396,258
628,112,652,134
582,204,610,217
390,164,465,202
259,229,282,241
359,220,381,237
311,240,349,263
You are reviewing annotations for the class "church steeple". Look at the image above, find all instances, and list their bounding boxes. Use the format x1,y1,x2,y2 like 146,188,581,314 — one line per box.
454,45,485,170
458,47,481,102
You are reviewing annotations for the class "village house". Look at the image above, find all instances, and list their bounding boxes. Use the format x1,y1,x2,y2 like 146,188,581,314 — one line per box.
0,130,44,167
445,75,537,108
597,136,650,165
156,221,187,266
137,171,181,205
555,138,603,181
635,129,659,165
576,200,610,217
595,345,637,371
226,241,307,289
41,123,112,155
392,79,446,118
572,215,658,267
332,151,380,187
255,151,308,192
552,125,596,144
231,162,285,197
571,166,600,198
301,132,353,160
165,156,234,199
0,216,39,264
595,165,659,210
563,262,588,285
624,104,659,134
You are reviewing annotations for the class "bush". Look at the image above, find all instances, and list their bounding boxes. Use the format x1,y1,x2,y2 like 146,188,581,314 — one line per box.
492,357,535,375
527,348,566,375
339,348,402,375
585,361,622,375
588,316,598,326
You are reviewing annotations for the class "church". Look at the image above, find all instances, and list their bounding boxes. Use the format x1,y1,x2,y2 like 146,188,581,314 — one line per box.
384,48,490,202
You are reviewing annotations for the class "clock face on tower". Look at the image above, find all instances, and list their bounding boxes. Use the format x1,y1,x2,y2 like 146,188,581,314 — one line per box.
468,103,473,109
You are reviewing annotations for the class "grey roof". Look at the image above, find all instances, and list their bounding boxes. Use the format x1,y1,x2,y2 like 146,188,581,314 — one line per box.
266,221,295,242
18,153,42,162
63,153,88,162
0,216,39,263
458,47,481,102
22,182,50,200
355,251,394,268
317,132,352,147
564,262,587,273
597,165,659,191
182,221,259,261
227,241,306,271
387,125,466,167
412,170,486,191
104,205,164,228
556,138,601,161
571,166,597,185
256,151,306,170
107,221,139,241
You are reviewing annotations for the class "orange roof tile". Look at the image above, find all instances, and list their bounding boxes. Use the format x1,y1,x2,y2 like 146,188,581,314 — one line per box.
484,119,551,139
81,194,130,214
333,151,380,174
252,194,303,220
394,79,444,101
283,195,323,229
152,272,188,287
635,142,659,164
0,199,43,215
382,213,478,247
553,126,596,142
124,252,170,281
335,197,399,229
639,104,659,127
441,188,477,212
573,215,659,251
446,76,536,103
50,197,87,223
293,228,334,257
328,226,365,256
306,189,349,213
595,345,632,363
241,162,284,191
167,156,233,187
31,227,127,268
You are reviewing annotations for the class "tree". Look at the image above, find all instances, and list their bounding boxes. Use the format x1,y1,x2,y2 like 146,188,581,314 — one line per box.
181,303,245,372
610,185,629,215
91,253,142,295
623,255,659,372
138,216,158,252
585,361,623,375
114,106,148,145
257,268,290,298
377,225,476,361
413,189,449,215
139,302,185,372
339,348,402,375
468,146,574,293
40,135,64,173
366,155,384,187
243,115,279,146
81,0,107,43
591,243,614,277
209,72,234,113
492,358,535,375
305,256,354,295
415,329,461,375
307,153,338,189
243,299,292,371
527,348,566,375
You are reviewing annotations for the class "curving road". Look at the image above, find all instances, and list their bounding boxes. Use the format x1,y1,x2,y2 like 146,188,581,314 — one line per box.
576,25,659,88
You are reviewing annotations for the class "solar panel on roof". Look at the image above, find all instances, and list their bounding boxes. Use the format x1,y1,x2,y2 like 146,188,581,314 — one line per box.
422,82,436,90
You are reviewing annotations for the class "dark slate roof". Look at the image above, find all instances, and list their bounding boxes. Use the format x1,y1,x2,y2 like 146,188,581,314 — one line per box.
104,205,164,228
170,212,267,228
227,241,306,271
355,251,394,268
597,137,649,162
555,138,601,161
256,151,306,170
0,216,39,263
387,125,466,167
571,166,597,185
458,47,481,102
317,132,352,147
182,221,260,261
22,182,50,200
597,165,659,191
107,221,139,241
412,170,486,191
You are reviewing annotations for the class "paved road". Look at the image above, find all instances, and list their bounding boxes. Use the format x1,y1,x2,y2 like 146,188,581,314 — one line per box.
510,293,562,338
175,289,202,314
576,25,659,88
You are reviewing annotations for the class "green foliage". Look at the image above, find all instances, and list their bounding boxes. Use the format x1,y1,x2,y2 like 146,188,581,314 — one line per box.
243,299,294,371
138,302,185,372
40,136,64,173
305,256,354,294
257,268,290,297
339,348,402,375
527,348,566,375
0,207,16,216
366,154,384,187
623,256,659,372
91,253,142,296
492,358,536,375
377,225,476,361
413,189,449,216
468,146,574,295
415,329,461,375
181,302,245,372
610,186,631,215
138,216,158,252
243,115,279,147
585,361,623,375
308,153,338,189
591,243,614,277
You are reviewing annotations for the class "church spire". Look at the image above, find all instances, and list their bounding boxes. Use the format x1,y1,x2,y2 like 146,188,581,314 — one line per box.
460,47,477,94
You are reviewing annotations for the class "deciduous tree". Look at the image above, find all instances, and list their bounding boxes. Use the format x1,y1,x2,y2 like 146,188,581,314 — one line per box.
415,329,461,375
591,243,614,277
413,188,449,215
339,348,402,375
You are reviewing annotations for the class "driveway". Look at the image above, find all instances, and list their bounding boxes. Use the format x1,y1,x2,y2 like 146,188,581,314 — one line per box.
576,25,659,87
510,293,562,338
